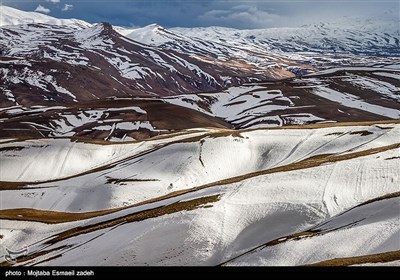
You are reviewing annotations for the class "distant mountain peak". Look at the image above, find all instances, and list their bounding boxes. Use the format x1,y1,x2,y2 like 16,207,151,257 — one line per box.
0,5,91,29
99,22,114,35
73,22,118,43
139,23,166,33
148,23,162,29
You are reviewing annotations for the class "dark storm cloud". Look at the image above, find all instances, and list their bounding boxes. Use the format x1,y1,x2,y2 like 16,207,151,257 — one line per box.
2,0,399,28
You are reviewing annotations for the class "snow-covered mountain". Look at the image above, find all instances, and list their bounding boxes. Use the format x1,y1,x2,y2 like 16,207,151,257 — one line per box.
119,17,400,66
171,17,400,57
1,5,399,109
0,5,91,29
1,8,305,104
0,21,283,105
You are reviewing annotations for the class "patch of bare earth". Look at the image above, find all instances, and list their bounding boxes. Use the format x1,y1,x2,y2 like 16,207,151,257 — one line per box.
306,250,400,266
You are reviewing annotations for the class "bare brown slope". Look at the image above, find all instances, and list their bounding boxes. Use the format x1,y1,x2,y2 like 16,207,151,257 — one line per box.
0,99,231,141
306,250,400,266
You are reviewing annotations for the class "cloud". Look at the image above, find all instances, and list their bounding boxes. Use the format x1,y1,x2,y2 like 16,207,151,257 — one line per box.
45,0,61,3
34,5,50,14
62,4,73,12
198,5,284,29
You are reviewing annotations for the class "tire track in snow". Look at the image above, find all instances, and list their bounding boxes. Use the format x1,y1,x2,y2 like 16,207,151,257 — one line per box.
270,130,317,168
321,163,338,217
295,131,351,162
334,128,391,156
15,145,45,181
57,143,75,179
295,127,391,163
354,162,364,201
72,130,210,180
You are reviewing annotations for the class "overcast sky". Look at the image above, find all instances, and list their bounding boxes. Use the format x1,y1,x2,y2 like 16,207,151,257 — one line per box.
3,0,399,29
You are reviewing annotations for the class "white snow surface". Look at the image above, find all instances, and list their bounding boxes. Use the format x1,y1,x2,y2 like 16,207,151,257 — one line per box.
227,196,400,266
1,123,399,266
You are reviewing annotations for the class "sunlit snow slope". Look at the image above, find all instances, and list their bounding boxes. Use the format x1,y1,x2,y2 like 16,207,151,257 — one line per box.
0,121,399,266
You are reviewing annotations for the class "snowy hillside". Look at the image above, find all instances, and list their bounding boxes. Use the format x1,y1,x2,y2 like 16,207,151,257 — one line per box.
0,5,91,29
0,121,399,265
163,67,400,128
1,67,399,141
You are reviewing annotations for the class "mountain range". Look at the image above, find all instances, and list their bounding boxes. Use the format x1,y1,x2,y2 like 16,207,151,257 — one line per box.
0,5,399,267
1,6,399,141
